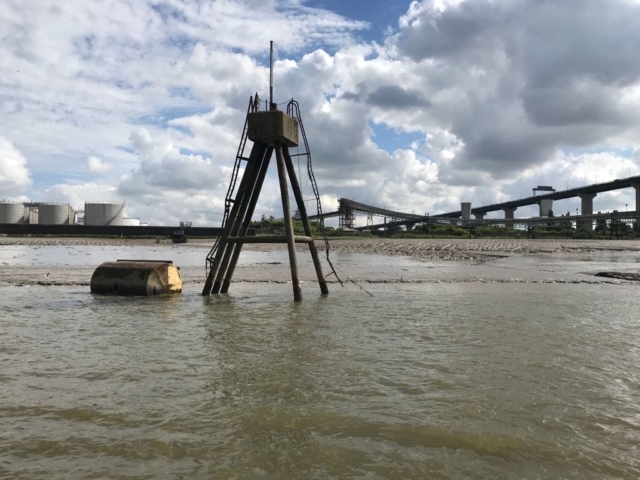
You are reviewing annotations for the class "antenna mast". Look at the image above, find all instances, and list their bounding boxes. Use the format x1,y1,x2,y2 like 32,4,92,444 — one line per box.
269,40,274,110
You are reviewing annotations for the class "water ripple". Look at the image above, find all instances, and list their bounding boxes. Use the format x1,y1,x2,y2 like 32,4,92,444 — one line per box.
1,282,640,479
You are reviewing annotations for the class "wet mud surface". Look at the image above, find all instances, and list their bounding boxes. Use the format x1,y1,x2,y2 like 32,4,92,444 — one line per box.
1,237,640,287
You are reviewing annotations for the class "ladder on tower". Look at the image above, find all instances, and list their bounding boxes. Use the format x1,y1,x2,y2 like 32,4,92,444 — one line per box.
286,100,341,285
205,94,260,276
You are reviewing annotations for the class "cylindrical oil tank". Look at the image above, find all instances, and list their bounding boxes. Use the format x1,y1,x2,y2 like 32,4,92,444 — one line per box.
0,202,25,223
24,205,38,224
39,203,70,224
85,202,124,226
90,260,182,296
123,217,140,226
29,208,39,224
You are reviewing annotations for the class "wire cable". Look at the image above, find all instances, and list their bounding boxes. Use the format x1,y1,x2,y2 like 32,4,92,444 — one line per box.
319,252,374,296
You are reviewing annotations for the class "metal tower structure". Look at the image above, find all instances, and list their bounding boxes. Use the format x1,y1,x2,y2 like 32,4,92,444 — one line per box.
338,199,356,229
202,42,332,301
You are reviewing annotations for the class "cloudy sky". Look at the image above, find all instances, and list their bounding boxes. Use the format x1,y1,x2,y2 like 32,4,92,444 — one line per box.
2,0,640,226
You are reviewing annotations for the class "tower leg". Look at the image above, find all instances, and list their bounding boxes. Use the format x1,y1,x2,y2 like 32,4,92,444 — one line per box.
221,148,273,293
212,144,268,294
202,143,265,295
282,148,328,295
275,143,302,301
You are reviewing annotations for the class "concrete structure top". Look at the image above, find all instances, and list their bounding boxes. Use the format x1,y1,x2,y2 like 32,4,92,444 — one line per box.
247,110,299,147
578,192,597,200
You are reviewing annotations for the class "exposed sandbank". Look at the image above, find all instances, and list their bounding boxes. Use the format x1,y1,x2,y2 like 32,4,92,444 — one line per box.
1,237,640,287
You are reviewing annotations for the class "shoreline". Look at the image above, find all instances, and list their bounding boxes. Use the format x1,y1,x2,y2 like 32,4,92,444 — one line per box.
2,237,640,287
3,236,640,252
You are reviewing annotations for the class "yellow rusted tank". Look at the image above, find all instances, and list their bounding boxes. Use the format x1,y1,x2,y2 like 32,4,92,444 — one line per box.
90,260,182,296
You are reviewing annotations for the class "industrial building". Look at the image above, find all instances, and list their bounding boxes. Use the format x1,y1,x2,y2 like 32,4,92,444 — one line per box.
0,201,74,224
0,200,150,229
1,199,210,237
123,217,140,226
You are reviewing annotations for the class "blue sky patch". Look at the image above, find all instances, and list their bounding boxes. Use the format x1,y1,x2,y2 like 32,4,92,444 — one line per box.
116,146,135,155
561,146,635,159
370,122,424,154
312,0,411,41
133,106,211,130
150,2,188,23
178,147,213,159
32,171,79,190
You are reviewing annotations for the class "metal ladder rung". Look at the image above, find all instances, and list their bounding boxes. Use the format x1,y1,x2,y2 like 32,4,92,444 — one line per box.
206,95,253,271
239,156,251,161
227,235,313,244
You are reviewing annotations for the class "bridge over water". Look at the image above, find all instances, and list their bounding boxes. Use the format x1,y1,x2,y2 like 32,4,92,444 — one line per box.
309,175,640,231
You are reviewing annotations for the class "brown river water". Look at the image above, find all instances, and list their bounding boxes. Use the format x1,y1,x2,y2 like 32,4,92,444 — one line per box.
1,240,640,479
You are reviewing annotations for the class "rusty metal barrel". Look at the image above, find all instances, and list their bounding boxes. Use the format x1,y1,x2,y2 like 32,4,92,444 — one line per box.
90,260,182,296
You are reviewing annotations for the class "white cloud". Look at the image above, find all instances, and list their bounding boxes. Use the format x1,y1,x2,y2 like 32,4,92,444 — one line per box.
86,156,112,174
2,0,640,223
0,0,365,174
387,0,640,179
45,182,119,210
0,136,32,197
120,128,225,192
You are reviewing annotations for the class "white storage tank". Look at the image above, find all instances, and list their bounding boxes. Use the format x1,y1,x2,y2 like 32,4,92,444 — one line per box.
29,208,39,224
39,203,71,224
23,205,38,224
123,217,140,226
85,202,124,226
0,202,25,223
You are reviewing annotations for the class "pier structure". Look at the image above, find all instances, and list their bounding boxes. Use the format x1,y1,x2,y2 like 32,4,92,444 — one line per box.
202,42,330,301
201,100,329,301
461,203,471,221
633,183,640,211
432,176,640,225
310,175,640,232
578,193,597,231
503,207,517,220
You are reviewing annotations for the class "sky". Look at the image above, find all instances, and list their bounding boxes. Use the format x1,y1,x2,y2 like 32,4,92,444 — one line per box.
2,0,640,226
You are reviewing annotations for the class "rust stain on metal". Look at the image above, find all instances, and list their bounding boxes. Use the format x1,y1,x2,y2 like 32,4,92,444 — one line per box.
90,260,182,296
